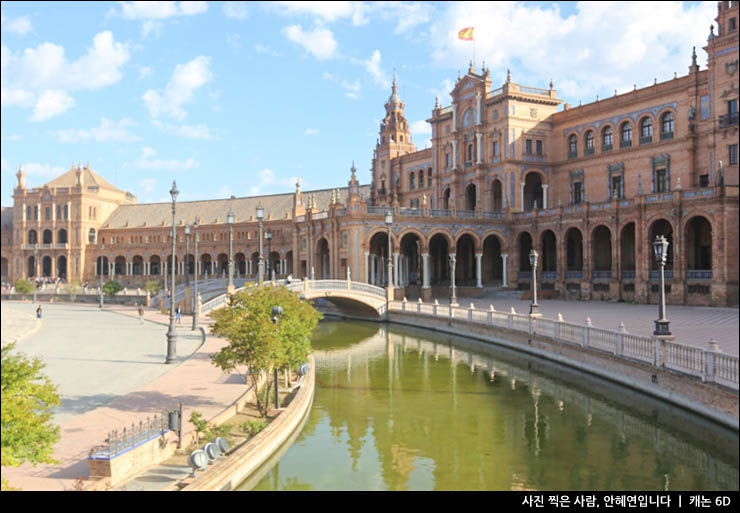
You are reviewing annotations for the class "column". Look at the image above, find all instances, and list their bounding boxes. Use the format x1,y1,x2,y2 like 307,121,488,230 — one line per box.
501,253,509,287
145,261,150,276
422,253,431,289
476,132,482,164
449,253,457,305
475,252,483,288
370,254,376,285
477,94,482,125
452,104,457,132
520,182,525,211
452,140,458,169
393,253,400,288
542,184,549,209
365,252,370,283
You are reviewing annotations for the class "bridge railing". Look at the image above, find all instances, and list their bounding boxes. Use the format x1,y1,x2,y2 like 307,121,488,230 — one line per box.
388,299,738,391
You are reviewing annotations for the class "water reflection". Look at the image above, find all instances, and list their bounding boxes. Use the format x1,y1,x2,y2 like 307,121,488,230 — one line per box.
244,320,738,491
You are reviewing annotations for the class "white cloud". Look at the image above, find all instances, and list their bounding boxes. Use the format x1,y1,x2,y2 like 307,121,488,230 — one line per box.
1,31,129,121
117,1,207,19
270,1,368,25
247,168,301,196
411,119,431,148
282,24,337,60
323,72,361,100
352,49,389,89
143,56,213,120
255,44,281,57
140,20,164,38
31,90,75,122
127,146,199,172
138,177,156,194
1,12,33,35
55,117,141,143
223,2,248,20
303,128,319,135
138,65,152,79
153,121,215,139
21,162,66,179
427,2,716,103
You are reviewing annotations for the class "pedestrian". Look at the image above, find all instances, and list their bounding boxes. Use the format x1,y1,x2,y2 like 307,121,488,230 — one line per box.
138,303,145,325
36,305,42,319
286,273,293,285
176,305,181,324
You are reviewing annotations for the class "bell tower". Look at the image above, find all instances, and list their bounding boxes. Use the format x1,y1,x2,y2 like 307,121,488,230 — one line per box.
371,72,415,205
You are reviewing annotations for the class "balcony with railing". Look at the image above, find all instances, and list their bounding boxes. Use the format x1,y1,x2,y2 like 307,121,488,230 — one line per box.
639,136,653,145
592,270,612,280
686,270,712,280
649,270,674,280
22,243,69,250
660,131,674,141
719,112,738,128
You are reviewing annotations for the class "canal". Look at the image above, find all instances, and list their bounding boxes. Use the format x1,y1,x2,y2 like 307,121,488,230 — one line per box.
240,320,738,491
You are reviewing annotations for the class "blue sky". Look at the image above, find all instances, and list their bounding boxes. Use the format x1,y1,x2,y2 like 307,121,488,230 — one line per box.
1,1,717,207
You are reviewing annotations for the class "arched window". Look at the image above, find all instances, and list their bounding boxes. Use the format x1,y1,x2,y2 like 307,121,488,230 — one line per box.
661,112,674,139
427,168,433,188
28,229,37,245
602,126,613,150
88,228,97,244
43,229,52,244
58,229,68,244
585,130,595,154
409,172,416,190
568,134,578,158
620,122,632,147
640,117,653,144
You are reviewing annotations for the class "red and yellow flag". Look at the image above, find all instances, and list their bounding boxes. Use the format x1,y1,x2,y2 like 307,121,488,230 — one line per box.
458,27,474,41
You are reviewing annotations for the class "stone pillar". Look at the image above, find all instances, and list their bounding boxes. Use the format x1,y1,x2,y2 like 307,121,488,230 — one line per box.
393,253,400,289
520,182,525,211
422,254,431,289
542,184,549,209
370,254,376,285
452,140,458,169
449,253,457,305
365,252,370,283
501,253,509,288
476,132,482,164
475,252,483,288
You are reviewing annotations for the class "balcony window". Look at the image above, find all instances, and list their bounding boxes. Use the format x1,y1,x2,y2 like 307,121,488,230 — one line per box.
620,122,632,148
656,169,669,193
639,118,653,145
611,176,623,199
660,112,674,140
584,130,595,155
602,126,613,152
568,134,578,158
573,182,584,204
526,139,533,155
536,140,543,156
730,144,738,165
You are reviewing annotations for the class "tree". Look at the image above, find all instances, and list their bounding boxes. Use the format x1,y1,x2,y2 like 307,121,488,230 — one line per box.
14,279,33,295
1,342,61,491
209,284,321,417
102,280,123,296
144,280,161,297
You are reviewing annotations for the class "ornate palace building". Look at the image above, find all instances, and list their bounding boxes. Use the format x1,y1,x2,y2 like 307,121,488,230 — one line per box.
2,1,738,306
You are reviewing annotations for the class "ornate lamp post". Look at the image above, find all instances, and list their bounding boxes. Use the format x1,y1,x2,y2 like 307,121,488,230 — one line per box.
529,248,540,317
98,241,104,309
192,218,199,331
385,211,393,289
265,229,273,280
227,209,235,292
184,223,191,315
33,245,38,304
257,203,265,284
653,235,671,336
165,180,179,365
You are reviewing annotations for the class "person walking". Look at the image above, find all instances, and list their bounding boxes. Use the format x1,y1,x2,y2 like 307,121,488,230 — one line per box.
138,303,145,325
176,305,182,324
36,305,42,319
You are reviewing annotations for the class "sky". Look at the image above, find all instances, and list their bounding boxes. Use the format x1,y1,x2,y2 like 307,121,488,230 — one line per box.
1,1,717,208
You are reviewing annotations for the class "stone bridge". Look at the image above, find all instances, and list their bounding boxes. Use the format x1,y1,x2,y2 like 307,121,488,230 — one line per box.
201,279,389,319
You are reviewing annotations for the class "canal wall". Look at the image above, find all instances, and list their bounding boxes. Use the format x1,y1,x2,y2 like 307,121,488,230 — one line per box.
387,311,739,430
180,354,316,491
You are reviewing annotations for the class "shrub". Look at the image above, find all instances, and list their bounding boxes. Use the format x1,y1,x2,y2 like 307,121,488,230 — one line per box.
102,280,123,296
14,279,34,295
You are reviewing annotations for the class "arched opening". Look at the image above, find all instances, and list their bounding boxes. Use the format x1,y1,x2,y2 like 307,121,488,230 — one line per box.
369,232,391,286
523,172,543,211
114,256,126,276
455,234,476,285
1,257,8,280
518,232,533,273
429,234,449,284
97,256,109,276
685,216,712,272
28,229,37,245
315,238,330,279
28,255,36,277
235,252,246,276
540,230,557,273
565,228,584,274
491,179,503,212
132,255,144,275
149,255,161,276
399,233,422,288
57,255,67,279
200,254,212,277
482,234,503,284
185,253,195,277
58,229,68,244
43,229,52,244
269,251,281,278
285,251,294,276
465,184,476,211
217,253,229,276
620,223,636,279
165,255,178,276
648,220,673,271
42,256,52,277
251,252,260,277
592,225,612,278
443,188,451,210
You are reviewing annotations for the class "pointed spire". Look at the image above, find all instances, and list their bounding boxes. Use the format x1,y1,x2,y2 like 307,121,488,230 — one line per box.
549,79,554,90
691,46,697,66
468,59,474,73
350,161,357,181
295,178,301,193
506,69,512,82
435,96,440,109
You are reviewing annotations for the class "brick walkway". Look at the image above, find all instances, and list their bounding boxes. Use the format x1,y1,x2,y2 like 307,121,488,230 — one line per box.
1,301,249,491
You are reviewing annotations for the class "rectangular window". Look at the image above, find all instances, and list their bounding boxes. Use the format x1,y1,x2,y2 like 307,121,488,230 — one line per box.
730,144,738,165
525,139,533,155
699,174,710,187
445,153,451,167
536,140,543,156
493,141,499,156
656,169,669,192
611,176,623,199
573,182,583,204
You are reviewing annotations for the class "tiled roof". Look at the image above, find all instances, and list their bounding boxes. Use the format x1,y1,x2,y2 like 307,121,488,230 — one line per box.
45,166,124,193
101,185,370,229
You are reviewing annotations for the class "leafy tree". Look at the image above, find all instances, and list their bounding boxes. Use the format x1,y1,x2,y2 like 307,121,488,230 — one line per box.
210,284,321,417
14,279,34,295
68,280,81,300
1,343,61,491
144,280,161,296
102,280,123,296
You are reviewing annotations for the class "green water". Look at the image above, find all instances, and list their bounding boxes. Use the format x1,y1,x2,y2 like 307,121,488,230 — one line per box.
243,320,739,491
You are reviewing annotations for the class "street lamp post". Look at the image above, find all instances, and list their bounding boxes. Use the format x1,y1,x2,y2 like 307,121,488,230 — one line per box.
185,224,191,315
271,306,284,410
192,218,199,331
33,246,38,304
227,210,235,292
385,211,393,289
529,248,540,317
165,180,179,364
265,230,273,280
257,203,265,284
653,235,671,336
99,242,104,309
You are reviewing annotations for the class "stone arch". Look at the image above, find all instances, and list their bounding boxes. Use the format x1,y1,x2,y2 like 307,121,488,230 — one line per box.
315,237,330,279
364,227,397,252
620,222,636,277
28,255,37,277
648,218,674,270
442,187,452,210
200,253,212,276
565,227,584,271
43,229,53,244
429,233,450,284
58,228,68,244
57,255,67,279
399,231,423,287
464,183,477,211
368,231,391,286
96,256,109,276
638,114,655,142
601,123,615,150
42,255,52,277
591,225,612,272
490,178,503,212
149,255,161,276
217,253,229,275
482,233,503,283
132,255,144,275
517,231,534,273
567,132,579,156
540,229,557,273
658,108,676,138
114,255,126,276
455,233,477,284
28,229,37,245
619,120,633,146
523,170,544,211
684,215,712,271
